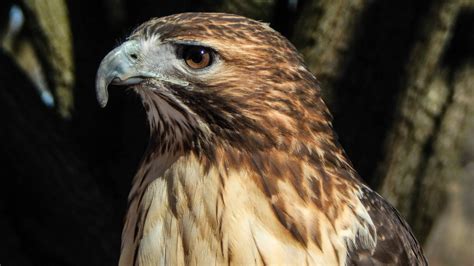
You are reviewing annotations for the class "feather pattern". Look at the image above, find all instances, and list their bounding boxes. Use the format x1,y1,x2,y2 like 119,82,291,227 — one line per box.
97,13,427,266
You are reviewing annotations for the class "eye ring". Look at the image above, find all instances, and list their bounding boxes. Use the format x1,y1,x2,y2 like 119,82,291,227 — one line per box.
182,46,213,69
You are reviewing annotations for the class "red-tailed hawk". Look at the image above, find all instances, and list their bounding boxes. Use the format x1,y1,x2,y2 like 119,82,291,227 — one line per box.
96,13,427,266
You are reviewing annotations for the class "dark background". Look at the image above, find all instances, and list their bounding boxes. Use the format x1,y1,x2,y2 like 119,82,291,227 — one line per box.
0,0,473,265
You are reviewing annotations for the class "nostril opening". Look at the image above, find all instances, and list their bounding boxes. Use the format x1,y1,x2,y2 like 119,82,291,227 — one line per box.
130,53,138,60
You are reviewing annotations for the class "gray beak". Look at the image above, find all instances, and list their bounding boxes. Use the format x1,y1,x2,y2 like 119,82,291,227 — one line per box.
95,40,148,107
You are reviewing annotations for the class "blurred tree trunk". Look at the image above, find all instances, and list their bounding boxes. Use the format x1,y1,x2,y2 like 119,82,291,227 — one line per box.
20,0,74,118
0,0,473,265
0,1,120,265
1,0,74,118
292,0,474,244
376,0,473,242
292,0,367,106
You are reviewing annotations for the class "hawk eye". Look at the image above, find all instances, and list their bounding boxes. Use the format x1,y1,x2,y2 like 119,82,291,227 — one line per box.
182,46,213,69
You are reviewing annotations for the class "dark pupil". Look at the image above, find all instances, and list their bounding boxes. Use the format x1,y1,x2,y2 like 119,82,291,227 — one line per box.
189,49,204,63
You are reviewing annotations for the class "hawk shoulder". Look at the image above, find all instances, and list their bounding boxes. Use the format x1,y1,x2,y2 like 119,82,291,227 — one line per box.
348,187,428,265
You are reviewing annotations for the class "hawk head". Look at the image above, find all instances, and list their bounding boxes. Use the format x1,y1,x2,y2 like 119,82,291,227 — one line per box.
96,13,333,158
95,13,427,266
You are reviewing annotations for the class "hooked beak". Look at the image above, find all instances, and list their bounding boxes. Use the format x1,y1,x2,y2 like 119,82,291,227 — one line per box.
96,40,151,107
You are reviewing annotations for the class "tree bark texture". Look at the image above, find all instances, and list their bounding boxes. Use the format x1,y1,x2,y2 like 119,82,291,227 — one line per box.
20,0,74,118
292,0,367,104
375,0,472,242
0,0,472,265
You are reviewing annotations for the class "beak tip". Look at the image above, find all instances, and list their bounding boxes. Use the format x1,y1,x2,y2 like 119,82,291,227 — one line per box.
96,78,109,108
96,87,109,108
96,40,140,108
98,98,108,108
